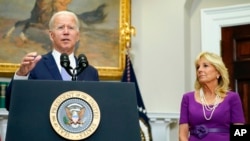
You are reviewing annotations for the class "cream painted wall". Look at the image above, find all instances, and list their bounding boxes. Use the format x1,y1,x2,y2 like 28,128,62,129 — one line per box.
131,0,186,114
131,0,250,115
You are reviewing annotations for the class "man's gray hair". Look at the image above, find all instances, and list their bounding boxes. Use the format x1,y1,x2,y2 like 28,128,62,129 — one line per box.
48,11,80,31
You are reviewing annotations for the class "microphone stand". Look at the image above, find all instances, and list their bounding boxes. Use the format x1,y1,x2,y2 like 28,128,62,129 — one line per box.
60,53,88,81
72,68,77,81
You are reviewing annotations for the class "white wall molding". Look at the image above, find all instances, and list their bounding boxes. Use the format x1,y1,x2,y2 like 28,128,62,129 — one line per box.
148,113,179,141
201,3,250,54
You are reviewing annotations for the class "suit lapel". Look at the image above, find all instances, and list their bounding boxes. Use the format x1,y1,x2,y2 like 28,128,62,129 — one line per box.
43,53,62,80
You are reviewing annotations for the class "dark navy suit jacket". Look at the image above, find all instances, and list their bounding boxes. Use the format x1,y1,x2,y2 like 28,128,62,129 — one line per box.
5,52,99,110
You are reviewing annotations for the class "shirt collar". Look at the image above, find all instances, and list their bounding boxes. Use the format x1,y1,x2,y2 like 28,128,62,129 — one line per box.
52,50,76,71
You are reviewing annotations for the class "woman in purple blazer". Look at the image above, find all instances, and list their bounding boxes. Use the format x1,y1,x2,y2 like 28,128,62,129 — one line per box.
179,52,245,141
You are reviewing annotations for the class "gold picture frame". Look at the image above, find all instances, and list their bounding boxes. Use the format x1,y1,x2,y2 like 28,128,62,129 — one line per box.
0,0,133,80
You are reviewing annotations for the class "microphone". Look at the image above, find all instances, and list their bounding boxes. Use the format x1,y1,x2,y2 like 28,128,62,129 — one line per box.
60,53,73,76
76,54,89,75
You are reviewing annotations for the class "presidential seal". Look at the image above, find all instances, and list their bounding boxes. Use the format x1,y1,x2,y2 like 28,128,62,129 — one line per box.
50,90,101,140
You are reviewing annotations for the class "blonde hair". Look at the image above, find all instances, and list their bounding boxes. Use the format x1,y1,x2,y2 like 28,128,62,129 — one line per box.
194,52,230,97
48,11,80,31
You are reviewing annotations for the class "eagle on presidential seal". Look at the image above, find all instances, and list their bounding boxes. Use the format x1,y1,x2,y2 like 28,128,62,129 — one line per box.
64,104,86,128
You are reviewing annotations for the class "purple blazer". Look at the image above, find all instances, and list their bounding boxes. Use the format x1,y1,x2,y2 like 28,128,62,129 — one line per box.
179,91,245,141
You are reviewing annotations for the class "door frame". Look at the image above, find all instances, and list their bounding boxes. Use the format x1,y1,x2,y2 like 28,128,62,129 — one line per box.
201,3,250,54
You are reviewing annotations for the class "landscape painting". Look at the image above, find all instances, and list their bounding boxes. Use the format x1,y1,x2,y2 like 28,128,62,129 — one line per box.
0,0,131,79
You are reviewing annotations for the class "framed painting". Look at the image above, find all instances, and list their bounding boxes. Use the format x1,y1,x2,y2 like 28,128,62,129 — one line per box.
0,0,132,80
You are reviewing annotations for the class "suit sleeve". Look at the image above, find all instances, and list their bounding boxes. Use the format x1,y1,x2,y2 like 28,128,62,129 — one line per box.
179,94,189,124
230,92,245,123
5,79,13,111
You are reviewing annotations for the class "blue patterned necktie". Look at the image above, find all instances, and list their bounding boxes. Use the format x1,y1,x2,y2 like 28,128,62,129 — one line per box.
61,67,71,81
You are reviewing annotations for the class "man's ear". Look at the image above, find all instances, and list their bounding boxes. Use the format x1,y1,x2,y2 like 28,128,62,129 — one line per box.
49,30,54,41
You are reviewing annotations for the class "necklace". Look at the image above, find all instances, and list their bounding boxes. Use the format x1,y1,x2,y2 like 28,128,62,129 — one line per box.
199,89,221,120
